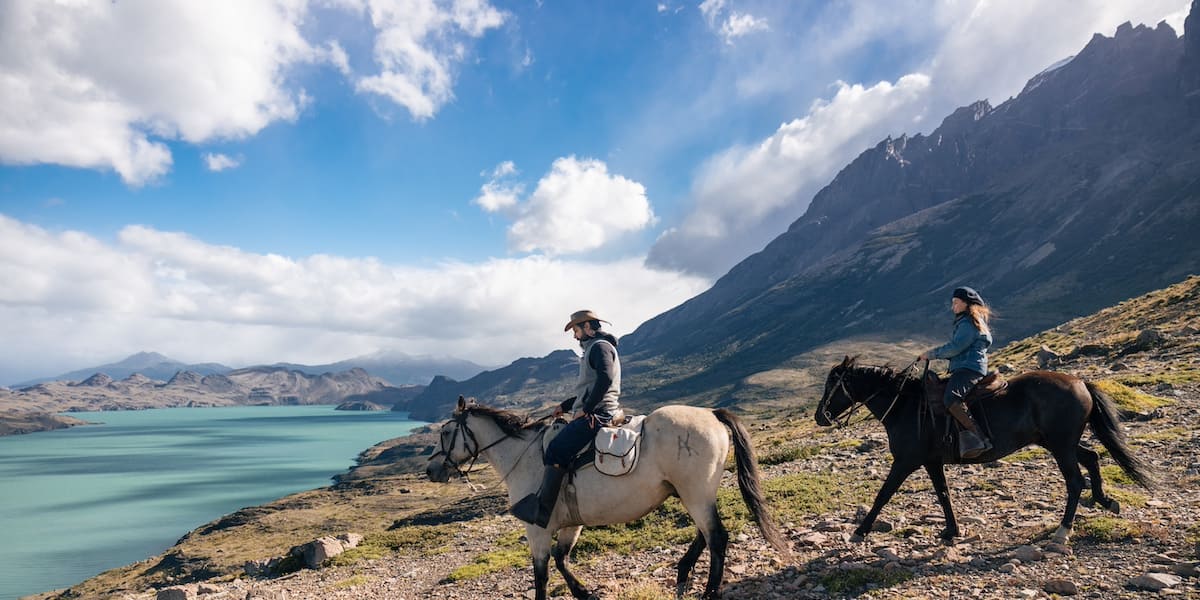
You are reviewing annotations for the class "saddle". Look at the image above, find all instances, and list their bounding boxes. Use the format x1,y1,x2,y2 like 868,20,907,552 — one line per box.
922,371,1008,417
543,411,647,477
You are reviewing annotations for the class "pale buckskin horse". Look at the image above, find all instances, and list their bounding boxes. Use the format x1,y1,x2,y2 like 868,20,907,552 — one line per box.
426,396,790,600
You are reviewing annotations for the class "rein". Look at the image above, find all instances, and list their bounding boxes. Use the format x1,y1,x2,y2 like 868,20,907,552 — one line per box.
432,410,551,486
821,359,922,429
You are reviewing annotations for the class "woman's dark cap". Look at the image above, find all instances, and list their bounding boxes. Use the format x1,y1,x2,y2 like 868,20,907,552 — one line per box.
953,286,985,306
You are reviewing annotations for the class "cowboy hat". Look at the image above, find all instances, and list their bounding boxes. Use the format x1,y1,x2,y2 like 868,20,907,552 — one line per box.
564,309,610,331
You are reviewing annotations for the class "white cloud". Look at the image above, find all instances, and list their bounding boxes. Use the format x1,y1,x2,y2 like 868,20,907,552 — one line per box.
649,75,931,274
481,157,658,256
355,0,507,120
0,0,506,184
699,0,769,45
0,0,331,186
0,214,709,384
473,161,523,212
648,0,1190,276
204,153,242,172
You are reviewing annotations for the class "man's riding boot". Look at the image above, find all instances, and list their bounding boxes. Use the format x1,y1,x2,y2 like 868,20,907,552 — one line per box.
947,402,993,459
509,465,565,528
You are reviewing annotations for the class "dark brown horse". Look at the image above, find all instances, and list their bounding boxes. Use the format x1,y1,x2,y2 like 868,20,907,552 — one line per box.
815,356,1154,544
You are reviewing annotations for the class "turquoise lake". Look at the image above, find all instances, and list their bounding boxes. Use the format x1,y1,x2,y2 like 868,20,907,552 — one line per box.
0,406,427,600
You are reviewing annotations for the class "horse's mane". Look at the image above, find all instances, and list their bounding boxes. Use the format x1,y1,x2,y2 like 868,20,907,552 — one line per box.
842,356,899,381
463,404,547,438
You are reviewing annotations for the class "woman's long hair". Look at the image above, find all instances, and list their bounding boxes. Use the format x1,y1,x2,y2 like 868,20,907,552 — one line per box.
967,303,991,335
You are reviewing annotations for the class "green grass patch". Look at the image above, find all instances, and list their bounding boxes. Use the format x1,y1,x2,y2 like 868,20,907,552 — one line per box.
1133,427,1189,442
1003,447,1049,462
759,471,876,522
1091,380,1172,413
1103,488,1147,509
331,575,370,589
445,530,528,581
615,581,693,600
575,497,699,558
1076,515,1142,542
1114,369,1200,386
820,567,913,594
1100,464,1139,486
1186,524,1200,545
328,524,459,566
758,443,824,465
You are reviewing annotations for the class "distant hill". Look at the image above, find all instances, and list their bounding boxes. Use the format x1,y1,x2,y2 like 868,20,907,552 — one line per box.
0,366,396,418
13,350,486,390
620,17,1200,402
400,349,579,422
270,350,487,386
12,352,232,388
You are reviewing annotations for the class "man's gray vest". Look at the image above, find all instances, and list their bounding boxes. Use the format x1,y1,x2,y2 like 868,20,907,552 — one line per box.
573,337,620,417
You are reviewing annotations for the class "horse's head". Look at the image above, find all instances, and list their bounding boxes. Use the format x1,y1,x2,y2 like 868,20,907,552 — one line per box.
425,396,537,483
815,355,858,426
426,396,479,483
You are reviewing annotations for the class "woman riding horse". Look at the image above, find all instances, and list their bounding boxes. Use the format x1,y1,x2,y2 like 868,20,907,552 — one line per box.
918,286,993,458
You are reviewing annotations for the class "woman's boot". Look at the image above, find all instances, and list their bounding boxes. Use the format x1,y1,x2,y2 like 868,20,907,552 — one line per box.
947,402,993,459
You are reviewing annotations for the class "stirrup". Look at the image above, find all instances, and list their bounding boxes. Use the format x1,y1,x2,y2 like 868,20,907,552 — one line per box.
958,431,992,459
510,494,543,525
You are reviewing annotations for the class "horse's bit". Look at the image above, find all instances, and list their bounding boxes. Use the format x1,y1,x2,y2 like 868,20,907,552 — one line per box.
819,359,921,428
431,410,546,485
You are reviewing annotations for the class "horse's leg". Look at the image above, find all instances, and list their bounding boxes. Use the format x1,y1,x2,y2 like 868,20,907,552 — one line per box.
675,530,706,598
1077,444,1120,514
1049,445,1087,544
552,526,595,600
678,497,727,600
853,460,920,541
526,525,553,600
923,461,960,541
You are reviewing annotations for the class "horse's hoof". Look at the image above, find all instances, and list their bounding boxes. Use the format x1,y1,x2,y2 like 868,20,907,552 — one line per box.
850,532,866,543
939,527,960,542
1051,526,1072,545
1106,499,1121,515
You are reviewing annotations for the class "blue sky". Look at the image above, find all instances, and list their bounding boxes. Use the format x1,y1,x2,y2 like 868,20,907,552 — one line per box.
0,0,1190,384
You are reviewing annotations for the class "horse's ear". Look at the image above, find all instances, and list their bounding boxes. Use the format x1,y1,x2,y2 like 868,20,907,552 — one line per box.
456,395,466,412
841,355,852,367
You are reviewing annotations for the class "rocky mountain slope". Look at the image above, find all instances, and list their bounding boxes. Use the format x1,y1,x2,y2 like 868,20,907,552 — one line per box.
620,11,1200,403
398,349,579,422
29,273,1200,600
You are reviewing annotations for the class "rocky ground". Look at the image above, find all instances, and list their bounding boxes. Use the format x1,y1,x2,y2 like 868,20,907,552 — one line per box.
89,377,1199,600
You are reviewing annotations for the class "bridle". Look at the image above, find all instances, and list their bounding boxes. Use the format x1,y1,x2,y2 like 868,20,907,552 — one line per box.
818,359,922,428
430,409,548,485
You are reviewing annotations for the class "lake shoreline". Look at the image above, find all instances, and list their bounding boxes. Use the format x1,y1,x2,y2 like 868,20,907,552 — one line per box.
1,406,429,600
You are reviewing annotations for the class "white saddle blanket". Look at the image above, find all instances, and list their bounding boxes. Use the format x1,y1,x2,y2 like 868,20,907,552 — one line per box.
544,415,647,477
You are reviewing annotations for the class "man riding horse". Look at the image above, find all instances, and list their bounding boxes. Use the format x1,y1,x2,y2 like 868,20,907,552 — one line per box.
510,309,621,528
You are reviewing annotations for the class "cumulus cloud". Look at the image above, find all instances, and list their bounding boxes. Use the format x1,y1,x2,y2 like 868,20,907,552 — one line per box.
477,157,657,256
0,0,506,185
0,1,330,186
699,0,769,45
0,214,709,384
473,161,523,212
650,75,931,274
204,153,242,172
354,0,507,119
649,0,1190,276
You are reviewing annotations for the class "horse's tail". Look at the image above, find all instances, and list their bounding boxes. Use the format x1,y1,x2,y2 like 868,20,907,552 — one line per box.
1085,382,1156,488
713,408,791,559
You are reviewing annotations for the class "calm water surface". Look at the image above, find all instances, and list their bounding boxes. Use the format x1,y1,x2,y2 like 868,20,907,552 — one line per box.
0,406,426,599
